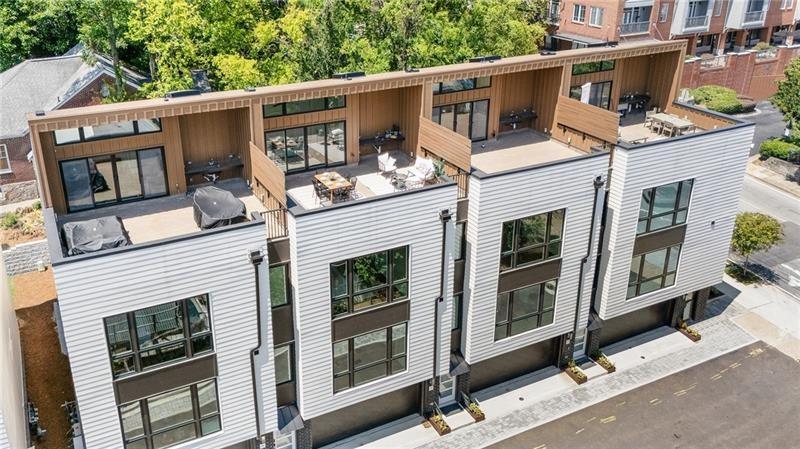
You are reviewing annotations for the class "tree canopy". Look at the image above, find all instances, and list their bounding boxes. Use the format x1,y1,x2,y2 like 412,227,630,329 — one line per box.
730,212,783,275
1,0,548,100
773,58,800,135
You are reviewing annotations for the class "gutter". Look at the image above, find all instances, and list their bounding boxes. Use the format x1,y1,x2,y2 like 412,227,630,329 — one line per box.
249,248,270,441
430,209,452,409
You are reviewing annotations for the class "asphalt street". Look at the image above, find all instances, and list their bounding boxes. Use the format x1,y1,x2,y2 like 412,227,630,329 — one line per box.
487,343,800,449
746,101,786,156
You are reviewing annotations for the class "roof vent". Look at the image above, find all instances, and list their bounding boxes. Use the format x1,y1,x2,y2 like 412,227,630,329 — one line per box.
244,86,256,92
190,69,212,92
333,71,366,80
35,110,46,116
165,89,203,99
539,50,556,56
469,55,501,63
404,67,420,73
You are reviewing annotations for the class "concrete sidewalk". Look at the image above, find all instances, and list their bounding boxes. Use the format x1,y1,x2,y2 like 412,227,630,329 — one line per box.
322,278,798,449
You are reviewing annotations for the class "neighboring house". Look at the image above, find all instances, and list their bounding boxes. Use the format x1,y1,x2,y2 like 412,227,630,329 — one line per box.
0,254,28,449
0,45,146,203
26,39,753,449
545,0,800,99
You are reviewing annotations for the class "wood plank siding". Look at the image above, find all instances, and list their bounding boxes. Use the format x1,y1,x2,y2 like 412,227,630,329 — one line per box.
250,141,286,206
418,117,472,171
554,97,620,145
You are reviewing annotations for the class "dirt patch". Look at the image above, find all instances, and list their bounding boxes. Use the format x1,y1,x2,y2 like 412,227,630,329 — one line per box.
1,204,45,249
12,269,75,449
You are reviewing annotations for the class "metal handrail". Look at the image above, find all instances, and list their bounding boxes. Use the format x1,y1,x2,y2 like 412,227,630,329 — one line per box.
684,15,709,28
743,10,765,23
620,21,649,35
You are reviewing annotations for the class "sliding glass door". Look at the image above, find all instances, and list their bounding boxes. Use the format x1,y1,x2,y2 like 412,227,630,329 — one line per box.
265,121,346,173
432,99,489,141
60,147,167,212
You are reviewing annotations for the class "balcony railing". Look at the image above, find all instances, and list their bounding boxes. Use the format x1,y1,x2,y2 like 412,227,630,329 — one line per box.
264,207,288,240
684,15,709,28
755,48,778,59
547,1,560,24
743,10,765,23
699,55,727,69
620,21,650,35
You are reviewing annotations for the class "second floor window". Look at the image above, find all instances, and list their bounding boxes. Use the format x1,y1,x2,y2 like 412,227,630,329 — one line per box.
432,99,489,141
658,3,669,22
333,323,407,393
572,4,586,22
54,119,162,145
330,246,409,317
495,280,558,340
274,342,294,385
628,245,681,299
270,264,290,307
637,179,693,235
263,96,345,118
500,209,564,271
104,295,213,378
432,77,491,95
589,7,604,26
569,81,612,110
265,121,346,173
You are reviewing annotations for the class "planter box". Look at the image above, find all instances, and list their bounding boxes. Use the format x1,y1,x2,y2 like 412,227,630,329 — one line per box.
465,406,485,422
593,358,616,373
428,416,451,436
565,367,587,385
679,327,702,342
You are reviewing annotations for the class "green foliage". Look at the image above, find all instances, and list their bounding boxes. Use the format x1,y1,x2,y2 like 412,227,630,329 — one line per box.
0,0,82,71
691,85,743,114
724,262,761,285
32,200,42,211
773,58,800,130
1,213,19,230
213,54,266,90
731,212,782,276
759,138,800,161
752,41,773,51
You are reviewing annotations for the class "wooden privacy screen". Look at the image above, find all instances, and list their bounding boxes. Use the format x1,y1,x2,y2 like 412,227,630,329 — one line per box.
249,141,286,207
418,117,472,172
555,97,620,144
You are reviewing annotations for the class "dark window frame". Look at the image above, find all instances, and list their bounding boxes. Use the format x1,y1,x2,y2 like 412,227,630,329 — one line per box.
54,119,163,146
637,179,694,235
330,246,409,318
500,209,565,272
118,378,221,449
432,77,491,95
264,121,347,173
103,295,214,379
627,245,681,299
262,96,346,118
569,80,613,110
332,323,407,393
431,99,490,142
269,263,291,308
59,147,169,213
274,342,294,385
494,279,558,341
452,294,463,331
571,60,615,75
454,222,467,261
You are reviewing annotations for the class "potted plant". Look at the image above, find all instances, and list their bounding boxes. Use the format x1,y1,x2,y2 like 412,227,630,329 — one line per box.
677,320,701,342
433,159,446,179
428,412,451,435
590,350,616,373
564,360,588,384
465,400,485,422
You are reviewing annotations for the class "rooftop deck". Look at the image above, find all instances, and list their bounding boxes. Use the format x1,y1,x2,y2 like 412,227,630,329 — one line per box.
286,151,451,211
471,130,587,174
618,111,702,146
55,179,266,253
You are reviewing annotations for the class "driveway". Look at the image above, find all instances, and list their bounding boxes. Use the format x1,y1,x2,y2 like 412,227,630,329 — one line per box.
487,343,800,449
744,101,786,156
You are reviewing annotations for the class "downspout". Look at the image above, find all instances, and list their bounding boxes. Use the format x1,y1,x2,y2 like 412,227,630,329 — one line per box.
570,175,606,358
249,248,270,442
429,209,452,411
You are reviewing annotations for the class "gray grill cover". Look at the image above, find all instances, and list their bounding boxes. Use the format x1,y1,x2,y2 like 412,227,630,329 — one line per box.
63,216,131,256
192,186,247,229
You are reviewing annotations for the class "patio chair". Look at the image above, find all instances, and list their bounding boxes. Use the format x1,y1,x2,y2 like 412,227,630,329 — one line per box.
661,122,675,137
404,157,435,186
312,179,330,205
378,152,397,174
645,110,656,128
349,177,358,199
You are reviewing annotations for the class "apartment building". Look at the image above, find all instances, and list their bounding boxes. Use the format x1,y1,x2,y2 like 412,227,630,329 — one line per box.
547,0,800,99
26,39,753,449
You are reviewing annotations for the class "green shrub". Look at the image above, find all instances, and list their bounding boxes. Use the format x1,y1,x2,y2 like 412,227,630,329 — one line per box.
32,200,42,210
691,85,743,114
1,213,19,229
760,138,800,160
753,41,773,51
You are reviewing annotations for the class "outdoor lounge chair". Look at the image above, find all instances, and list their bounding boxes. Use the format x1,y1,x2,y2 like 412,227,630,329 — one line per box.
403,157,435,185
378,152,397,174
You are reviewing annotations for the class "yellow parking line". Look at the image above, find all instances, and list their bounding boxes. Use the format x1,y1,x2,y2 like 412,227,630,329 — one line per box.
600,416,617,424
586,417,596,423
575,428,585,435
730,362,742,369
533,444,547,449
674,390,687,397
711,373,722,381
649,398,662,405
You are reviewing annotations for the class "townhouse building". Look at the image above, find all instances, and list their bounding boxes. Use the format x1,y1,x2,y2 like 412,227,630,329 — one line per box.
547,0,800,99
26,39,753,449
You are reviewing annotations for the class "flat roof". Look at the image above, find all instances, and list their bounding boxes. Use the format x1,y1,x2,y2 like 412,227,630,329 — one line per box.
471,130,589,174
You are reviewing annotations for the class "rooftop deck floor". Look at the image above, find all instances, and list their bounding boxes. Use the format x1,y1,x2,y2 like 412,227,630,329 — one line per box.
471,129,586,174
618,112,702,146
57,179,265,247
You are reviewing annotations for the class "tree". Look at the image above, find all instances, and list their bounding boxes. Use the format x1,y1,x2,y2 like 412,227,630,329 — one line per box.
773,58,800,138
730,212,783,277
0,0,81,71
213,54,266,90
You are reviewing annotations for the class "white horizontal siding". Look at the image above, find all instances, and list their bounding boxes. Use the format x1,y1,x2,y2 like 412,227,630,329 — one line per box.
53,225,274,449
289,185,457,420
464,155,610,365
598,125,754,320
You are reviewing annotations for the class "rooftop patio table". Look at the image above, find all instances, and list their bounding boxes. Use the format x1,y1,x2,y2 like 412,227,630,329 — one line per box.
651,113,694,135
314,171,352,202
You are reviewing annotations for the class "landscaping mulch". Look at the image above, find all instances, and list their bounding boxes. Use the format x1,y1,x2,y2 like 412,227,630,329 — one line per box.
1,205,45,249
12,269,75,449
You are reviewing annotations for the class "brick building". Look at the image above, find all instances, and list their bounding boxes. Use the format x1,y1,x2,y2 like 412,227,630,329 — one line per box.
546,0,800,100
0,45,145,203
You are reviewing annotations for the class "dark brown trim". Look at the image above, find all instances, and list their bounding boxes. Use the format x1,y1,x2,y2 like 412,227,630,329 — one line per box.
267,238,291,264
332,300,410,342
276,380,297,406
454,259,465,294
114,354,217,404
450,329,462,352
272,305,295,345
498,258,562,294
633,224,686,256
456,199,469,222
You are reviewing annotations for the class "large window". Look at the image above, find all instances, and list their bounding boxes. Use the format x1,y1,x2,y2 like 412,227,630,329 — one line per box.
54,119,162,145
452,294,463,331
332,323,407,393
119,378,221,449
270,264,290,307
572,4,586,22
658,3,669,22
262,96,345,118
274,343,294,385
432,99,489,141
0,144,10,174
104,295,213,378
627,245,681,299
432,77,490,95
60,147,168,212
454,222,466,261
569,81,612,110
571,60,615,75
330,246,409,317
500,209,564,271
495,280,557,340
637,179,693,234
589,6,604,26
265,121,345,173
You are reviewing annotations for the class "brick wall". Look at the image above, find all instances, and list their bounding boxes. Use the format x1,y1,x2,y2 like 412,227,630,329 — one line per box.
2,240,49,276
558,0,623,42
0,136,35,186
